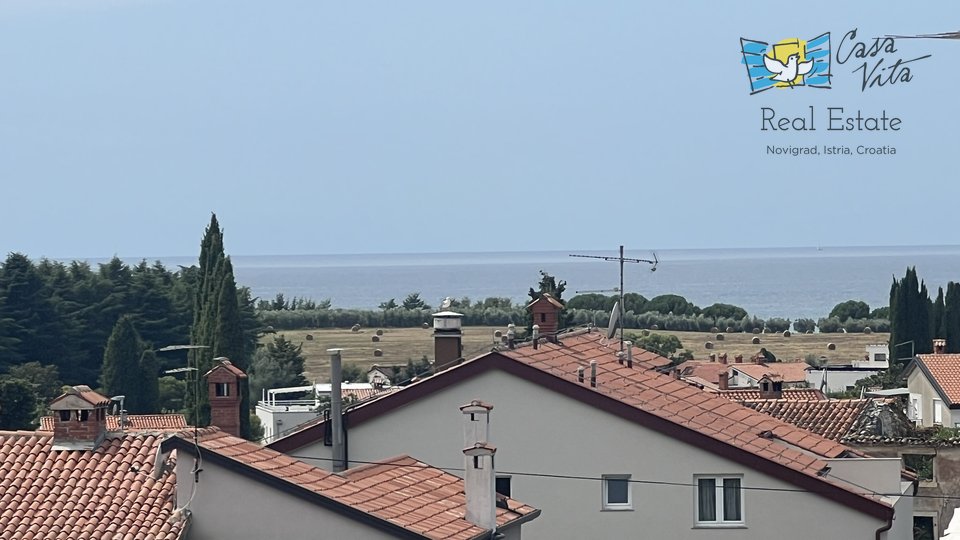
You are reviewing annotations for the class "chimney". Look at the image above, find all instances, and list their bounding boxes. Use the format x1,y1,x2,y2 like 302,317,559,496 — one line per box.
934,339,947,354
204,357,247,438
718,371,729,390
49,385,110,451
506,324,516,350
590,360,597,388
527,293,563,343
758,375,783,399
532,325,540,350
577,366,585,384
625,341,634,368
734,354,743,364
461,400,497,531
433,310,464,372
719,353,728,365
328,349,346,472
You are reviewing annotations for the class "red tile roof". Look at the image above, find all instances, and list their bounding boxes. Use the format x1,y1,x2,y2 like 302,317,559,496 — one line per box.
205,358,248,378
729,362,811,383
49,385,110,408
735,399,870,441
912,354,960,404
676,360,729,384
269,330,891,520
715,388,827,401
165,429,538,539
39,414,189,433
0,430,187,540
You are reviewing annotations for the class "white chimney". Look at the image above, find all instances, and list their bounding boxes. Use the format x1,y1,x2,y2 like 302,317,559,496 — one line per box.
532,324,540,350
460,400,493,446
624,341,634,368
463,442,497,531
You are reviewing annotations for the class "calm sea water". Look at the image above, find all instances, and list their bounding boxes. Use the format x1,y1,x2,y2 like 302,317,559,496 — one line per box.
132,245,960,321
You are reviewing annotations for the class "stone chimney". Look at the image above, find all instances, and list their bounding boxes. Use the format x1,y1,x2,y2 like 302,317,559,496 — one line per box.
433,310,464,372
527,294,563,343
461,400,497,532
205,357,247,437
718,353,728,365
934,339,947,354
734,354,743,364
718,371,729,390
49,385,110,451
758,375,783,399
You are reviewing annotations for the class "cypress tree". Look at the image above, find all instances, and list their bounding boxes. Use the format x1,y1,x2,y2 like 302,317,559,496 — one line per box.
889,267,934,371
212,258,251,438
944,282,960,353
100,316,144,410
138,349,160,414
933,287,946,340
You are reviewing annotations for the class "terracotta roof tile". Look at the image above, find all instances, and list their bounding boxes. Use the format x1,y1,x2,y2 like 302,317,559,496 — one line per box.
180,430,537,539
916,354,960,404
735,399,870,441
39,414,188,432
716,388,826,401
0,430,186,540
728,362,811,383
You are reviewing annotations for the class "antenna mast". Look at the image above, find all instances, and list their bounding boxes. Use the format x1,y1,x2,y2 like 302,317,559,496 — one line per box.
569,245,658,351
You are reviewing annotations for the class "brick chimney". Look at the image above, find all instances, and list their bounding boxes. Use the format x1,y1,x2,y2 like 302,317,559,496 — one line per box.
205,358,247,437
49,385,110,451
718,371,729,390
934,339,947,354
527,294,563,343
719,353,728,365
461,400,496,531
433,310,464,372
734,354,743,364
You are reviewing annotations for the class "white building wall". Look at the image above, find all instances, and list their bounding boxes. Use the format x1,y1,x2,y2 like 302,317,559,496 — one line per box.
293,369,901,540
908,370,946,428
175,453,395,540
255,405,321,443
805,369,884,394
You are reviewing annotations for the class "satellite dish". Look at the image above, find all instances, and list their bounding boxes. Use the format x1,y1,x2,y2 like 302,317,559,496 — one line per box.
606,301,621,339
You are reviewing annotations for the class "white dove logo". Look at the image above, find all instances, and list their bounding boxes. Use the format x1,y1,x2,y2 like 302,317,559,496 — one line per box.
763,52,814,86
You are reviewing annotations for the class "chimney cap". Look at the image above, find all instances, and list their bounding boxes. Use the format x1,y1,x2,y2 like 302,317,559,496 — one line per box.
462,442,497,457
432,311,464,318
459,400,494,413
49,385,110,410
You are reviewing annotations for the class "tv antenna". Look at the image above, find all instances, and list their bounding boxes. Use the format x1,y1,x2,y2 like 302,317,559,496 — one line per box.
569,245,659,352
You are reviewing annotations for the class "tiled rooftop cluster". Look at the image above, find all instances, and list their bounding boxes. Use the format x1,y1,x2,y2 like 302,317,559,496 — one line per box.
39,414,188,433
913,354,960,404
0,431,185,540
719,388,826,401
177,428,537,539
729,361,811,383
736,399,870,441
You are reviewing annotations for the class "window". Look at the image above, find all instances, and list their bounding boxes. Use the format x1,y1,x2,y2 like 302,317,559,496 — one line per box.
903,454,934,483
215,383,230,397
540,313,546,323
914,515,935,540
602,475,632,510
933,399,943,425
695,476,743,526
496,476,512,498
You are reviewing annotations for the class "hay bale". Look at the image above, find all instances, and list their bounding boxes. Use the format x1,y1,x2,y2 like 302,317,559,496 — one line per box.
863,326,872,334
650,325,659,331
422,322,430,329
751,336,761,345
265,325,276,334
351,324,361,333
726,327,735,333
716,333,724,341
376,329,384,336
494,330,502,338
710,327,719,333
782,330,791,337
305,334,313,341
705,341,714,349
752,328,761,334
371,335,380,342
373,349,383,357
827,343,836,350
641,329,650,336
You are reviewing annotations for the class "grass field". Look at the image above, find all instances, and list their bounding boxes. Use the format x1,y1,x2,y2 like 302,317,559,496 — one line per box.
261,326,891,382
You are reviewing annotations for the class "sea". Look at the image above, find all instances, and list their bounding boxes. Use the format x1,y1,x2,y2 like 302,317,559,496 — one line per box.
118,245,960,321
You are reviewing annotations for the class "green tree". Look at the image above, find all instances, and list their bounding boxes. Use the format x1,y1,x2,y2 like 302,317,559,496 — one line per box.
249,335,309,403
402,292,429,310
379,298,398,310
158,375,186,413
0,377,39,430
7,362,62,423
100,316,145,411
932,288,946,339
527,270,567,302
644,294,700,316
829,300,870,322
702,303,747,321
341,362,364,383
870,306,890,319
944,282,960,353
889,267,932,372
624,332,690,364
138,349,160,414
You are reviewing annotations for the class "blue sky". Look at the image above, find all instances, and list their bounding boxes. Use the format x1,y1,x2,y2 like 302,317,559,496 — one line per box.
1,1,958,258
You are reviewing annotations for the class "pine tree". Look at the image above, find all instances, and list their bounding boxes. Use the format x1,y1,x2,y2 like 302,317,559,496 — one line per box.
100,316,144,410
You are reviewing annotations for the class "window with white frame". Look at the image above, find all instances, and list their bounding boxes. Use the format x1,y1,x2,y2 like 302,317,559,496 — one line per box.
695,476,743,526
601,475,632,510
934,398,943,425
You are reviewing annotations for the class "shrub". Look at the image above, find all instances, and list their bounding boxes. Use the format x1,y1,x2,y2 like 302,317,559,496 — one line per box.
793,318,816,334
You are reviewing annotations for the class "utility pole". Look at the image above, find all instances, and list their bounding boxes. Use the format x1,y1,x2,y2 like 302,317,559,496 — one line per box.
569,245,657,352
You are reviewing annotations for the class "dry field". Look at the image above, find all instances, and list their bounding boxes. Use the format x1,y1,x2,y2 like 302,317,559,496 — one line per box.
262,326,890,382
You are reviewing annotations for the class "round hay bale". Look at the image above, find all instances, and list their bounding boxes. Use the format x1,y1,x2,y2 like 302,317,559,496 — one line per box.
371,335,380,342
265,325,276,334
752,336,761,345
494,330,502,338
716,333,724,341
863,326,872,334
422,322,430,329
710,327,719,333
782,330,791,337
376,329,384,336
641,329,650,336
827,343,836,350
806,330,814,334
752,328,761,334
650,325,659,331
725,327,735,333
705,341,714,349
373,349,383,357
351,324,361,333
305,334,313,341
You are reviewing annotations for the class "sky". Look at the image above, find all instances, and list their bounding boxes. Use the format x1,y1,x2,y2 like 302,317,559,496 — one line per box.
1,1,958,259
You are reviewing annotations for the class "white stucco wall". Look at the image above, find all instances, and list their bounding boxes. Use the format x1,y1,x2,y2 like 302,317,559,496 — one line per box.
805,368,883,394
908,370,949,428
292,369,903,540
175,452,396,540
